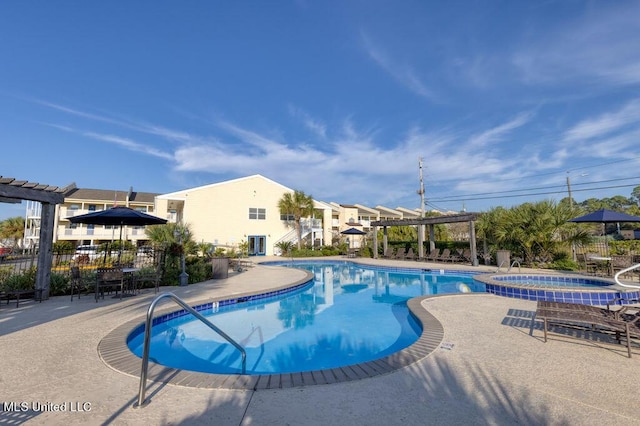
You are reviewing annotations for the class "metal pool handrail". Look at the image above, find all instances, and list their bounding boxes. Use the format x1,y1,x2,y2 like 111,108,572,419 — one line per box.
614,263,640,290
134,292,247,408
495,260,521,273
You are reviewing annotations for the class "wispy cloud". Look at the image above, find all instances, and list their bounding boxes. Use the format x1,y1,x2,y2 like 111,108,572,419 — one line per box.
563,99,640,142
43,121,174,160
360,31,435,101
288,104,327,139
33,98,203,145
83,132,174,160
467,112,533,148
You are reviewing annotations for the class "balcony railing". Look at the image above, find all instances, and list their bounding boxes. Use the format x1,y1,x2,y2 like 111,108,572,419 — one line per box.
58,227,150,240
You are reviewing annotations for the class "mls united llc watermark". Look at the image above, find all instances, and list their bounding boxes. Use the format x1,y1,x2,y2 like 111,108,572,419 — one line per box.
2,401,92,412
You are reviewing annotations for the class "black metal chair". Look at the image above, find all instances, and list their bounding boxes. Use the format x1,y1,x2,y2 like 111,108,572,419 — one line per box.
134,261,164,293
95,267,124,301
70,266,90,301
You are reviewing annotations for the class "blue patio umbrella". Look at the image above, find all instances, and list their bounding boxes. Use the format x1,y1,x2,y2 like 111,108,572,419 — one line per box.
341,227,367,249
569,208,640,238
67,206,168,227
568,209,640,224
68,206,167,260
340,227,367,235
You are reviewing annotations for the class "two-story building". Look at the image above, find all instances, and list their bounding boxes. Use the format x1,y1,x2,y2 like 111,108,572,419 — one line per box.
24,174,435,256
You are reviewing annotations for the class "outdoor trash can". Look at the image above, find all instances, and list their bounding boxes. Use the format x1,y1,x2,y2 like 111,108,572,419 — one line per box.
211,257,229,279
496,250,511,267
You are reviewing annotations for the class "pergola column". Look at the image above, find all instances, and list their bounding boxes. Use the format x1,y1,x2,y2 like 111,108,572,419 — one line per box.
36,203,56,299
469,220,478,266
417,224,424,259
373,226,378,258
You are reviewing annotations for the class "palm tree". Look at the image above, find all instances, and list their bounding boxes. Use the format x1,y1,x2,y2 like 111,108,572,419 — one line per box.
145,222,196,254
0,216,25,248
278,190,315,250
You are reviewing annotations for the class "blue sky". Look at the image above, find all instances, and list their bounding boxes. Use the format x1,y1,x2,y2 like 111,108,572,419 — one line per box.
1,1,640,220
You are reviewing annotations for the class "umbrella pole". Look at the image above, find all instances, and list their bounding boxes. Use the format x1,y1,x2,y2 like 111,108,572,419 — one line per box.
118,224,123,264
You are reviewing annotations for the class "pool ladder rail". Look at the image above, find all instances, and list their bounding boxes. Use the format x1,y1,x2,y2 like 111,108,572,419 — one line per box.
614,262,640,290
495,260,521,274
134,292,247,408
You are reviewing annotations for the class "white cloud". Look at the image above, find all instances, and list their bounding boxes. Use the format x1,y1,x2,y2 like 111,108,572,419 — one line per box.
83,132,174,160
360,31,435,101
288,105,327,139
564,99,640,142
467,113,533,148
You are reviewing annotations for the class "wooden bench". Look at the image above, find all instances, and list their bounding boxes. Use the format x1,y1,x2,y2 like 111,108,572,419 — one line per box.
1,288,43,308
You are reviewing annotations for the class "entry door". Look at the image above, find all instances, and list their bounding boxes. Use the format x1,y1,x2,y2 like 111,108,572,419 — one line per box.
248,235,266,256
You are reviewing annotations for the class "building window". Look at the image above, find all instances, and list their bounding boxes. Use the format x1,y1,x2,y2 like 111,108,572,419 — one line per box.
280,213,295,221
249,208,266,220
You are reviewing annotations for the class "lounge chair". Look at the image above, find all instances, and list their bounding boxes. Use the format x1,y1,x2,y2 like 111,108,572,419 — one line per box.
405,247,416,261
381,247,395,259
436,248,452,262
394,247,406,260
535,300,640,358
459,249,472,263
425,249,440,262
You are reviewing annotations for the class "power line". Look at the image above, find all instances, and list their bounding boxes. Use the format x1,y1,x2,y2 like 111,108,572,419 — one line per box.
430,183,639,203
430,176,640,202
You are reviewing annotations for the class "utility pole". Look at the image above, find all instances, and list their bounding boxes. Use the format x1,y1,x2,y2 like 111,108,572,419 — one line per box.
566,174,573,208
418,157,425,217
417,158,426,259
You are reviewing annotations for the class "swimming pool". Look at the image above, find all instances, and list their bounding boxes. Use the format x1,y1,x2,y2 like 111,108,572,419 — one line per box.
126,261,484,375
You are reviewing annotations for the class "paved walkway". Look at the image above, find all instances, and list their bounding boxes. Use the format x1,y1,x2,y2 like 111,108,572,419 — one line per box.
1,257,638,425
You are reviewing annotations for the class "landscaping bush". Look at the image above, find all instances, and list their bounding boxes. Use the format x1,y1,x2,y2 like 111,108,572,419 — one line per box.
547,258,580,271
49,272,70,296
1,267,36,292
186,257,213,283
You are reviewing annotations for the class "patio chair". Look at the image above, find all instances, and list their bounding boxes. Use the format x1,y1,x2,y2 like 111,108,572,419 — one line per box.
95,267,125,301
425,248,440,262
134,261,164,293
393,247,406,260
405,247,416,261
577,253,598,275
70,266,90,301
611,255,633,279
436,248,453,262
459,249,472,263
381,247,395,259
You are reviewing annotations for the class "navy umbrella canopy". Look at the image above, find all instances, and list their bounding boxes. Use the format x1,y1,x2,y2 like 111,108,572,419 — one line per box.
67,206,167,226
341,227,367,249
340,227,367,235
68,207,167,258
568,209,640,224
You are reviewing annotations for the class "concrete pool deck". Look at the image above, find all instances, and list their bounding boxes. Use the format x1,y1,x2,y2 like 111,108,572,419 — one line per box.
1,257,639,425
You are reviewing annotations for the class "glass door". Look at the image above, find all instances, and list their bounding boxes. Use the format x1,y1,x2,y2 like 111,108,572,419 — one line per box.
248,235,266,256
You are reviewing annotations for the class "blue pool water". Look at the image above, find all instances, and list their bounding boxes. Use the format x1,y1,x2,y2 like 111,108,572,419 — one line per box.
491,275,615,288
127,261,484,375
